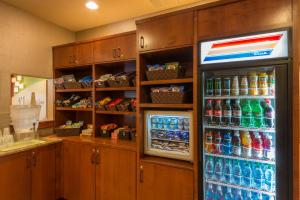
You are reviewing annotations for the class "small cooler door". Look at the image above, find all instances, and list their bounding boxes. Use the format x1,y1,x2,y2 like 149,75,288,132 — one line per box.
201,64,290,200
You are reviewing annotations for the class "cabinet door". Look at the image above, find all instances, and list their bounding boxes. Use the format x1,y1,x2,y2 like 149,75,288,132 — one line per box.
31,145,56,200
0,152,30,200
62,142,95,200
93,38,117,63
96,148,136,200
53,45,74,68
137,11,194,51
117,33,136,60
74,42,93,65
140,162,193,200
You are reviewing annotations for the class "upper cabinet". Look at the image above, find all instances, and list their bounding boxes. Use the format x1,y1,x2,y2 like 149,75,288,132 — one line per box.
197,0,292,40
136,11,194,52
93,32,136,63
53,42,93,68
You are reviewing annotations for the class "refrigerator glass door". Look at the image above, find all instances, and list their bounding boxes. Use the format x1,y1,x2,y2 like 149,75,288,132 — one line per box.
202,66,278,200
144,110,193,161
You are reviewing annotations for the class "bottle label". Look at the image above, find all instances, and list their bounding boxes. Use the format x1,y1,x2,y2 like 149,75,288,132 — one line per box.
265,111,275,118
223,110,232,117
233,110,242,117
205,110,213,116
233,146,241,156
214,110,222,116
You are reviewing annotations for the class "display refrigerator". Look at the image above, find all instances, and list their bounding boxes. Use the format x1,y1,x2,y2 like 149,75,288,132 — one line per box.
144,110,193,161
199,30,291,200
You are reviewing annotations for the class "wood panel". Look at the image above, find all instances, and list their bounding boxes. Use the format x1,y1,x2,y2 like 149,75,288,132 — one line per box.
197,0,292,40
31,145,56,200
117,33,137,60
0,152,30,200
139,162,193,200
96,147,136,200
75,42,93,65
137,11,194,51
93,38,117,63
53,45,74,68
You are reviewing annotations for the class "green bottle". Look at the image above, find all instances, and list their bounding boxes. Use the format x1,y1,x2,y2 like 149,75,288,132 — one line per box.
242,99,253,127
251,99,264,128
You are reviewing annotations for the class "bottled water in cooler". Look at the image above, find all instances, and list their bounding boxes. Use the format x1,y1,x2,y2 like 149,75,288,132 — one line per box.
205,183,214,200
205,156,214,180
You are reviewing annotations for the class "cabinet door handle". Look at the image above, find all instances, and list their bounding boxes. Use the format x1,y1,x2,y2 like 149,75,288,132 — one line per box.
95,149,100,165
73,55,78,64
140,165,144,183
117,48,121,58
140,36,145,49
32,151,37,167
112,49,116,58
91,149,96,164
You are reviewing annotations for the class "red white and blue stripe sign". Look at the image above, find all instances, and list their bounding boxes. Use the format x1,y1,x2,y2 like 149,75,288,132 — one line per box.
200,30,288,64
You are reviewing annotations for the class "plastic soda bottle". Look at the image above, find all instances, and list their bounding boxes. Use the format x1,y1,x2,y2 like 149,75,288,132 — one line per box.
268,70,275,96
231,76,239,96
205,156,214,180
233,160,242,185
263,133,275,160
222,132,232,155
224,159,233,183
242,100,253,127
251,99,265,128
205,183,214,200
205,100,214,125
241,131,252,158
253,163,264,190
234,189,243,200
265,165,276,192
258,73,269,95
214,100,223,125
205,130,214,153
215,185,223,200
240,76,248,95
214,158,224,181
245,191,252,200
252,132,263,159
264,99,275,128
224,187,234,200
213,131,222,154
248,72,258,96
223,99,232,126
243,161,253,187
232,99,242,127
232,131,242,157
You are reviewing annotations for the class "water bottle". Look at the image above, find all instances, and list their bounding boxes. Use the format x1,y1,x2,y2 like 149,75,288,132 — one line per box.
224,187,234,200
224,159,233,183
205,183,214,200
263,194,275,200
205,156,214,180
252,192,263,200
244,191,252,200
265,165,276,192
253,163,264,190
233,160,242,185
243,162,253,187
234,189,243,200
214,158,224,181
215,185,223,200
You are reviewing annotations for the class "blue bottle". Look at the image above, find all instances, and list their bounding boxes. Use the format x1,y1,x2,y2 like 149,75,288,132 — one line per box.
265,165,276,192
244,191,252,200
233,160,242,185
234,189,243,200
205,183,214,200
243,162,253,187
205,156,214,180
224,187,234,200
214,158,224,181
215,185,223,200
253,163,264,190
222,132,233,155
224,159,233,183
252,192,263,200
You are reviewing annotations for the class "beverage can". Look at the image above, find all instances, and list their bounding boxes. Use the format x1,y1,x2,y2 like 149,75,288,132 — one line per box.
231,76,239,96
258,73,268,95
248,72,258,96
240,76,248,95
214,78,222,96
222,77,231,96
206,78,214,96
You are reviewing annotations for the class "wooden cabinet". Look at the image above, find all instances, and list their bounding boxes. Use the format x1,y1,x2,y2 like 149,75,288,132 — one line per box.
31,145,56,200
136,11,194,52
93,32,136,63
139,162,194,200
96,147,136,200
53,42,93,68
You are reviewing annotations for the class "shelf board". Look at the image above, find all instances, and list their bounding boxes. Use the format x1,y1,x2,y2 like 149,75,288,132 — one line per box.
203,125,275,133
139,103,193,109
204,95,275,99
95,87,136,91
56,107,93,112
141,78,193,86
56,88,93,92
141,156,193,170
204,153,275,165
96,110,136,115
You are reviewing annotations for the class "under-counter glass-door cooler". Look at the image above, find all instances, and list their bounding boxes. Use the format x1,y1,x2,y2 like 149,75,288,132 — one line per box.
144,110,193,161
199,30,291,200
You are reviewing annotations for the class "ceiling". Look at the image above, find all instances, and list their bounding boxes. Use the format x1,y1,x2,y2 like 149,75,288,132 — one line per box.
2,0,212,32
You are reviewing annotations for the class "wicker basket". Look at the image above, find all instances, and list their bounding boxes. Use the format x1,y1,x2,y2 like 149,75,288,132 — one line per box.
63,82,82,89
107,79,119,87
95,80,108,88
81,81,92,88
150,92,186,104
146,68,184,81
99,129,113,138
54,127,81,137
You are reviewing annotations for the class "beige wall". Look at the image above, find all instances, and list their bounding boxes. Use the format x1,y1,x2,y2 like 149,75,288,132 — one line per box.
0,1,75,128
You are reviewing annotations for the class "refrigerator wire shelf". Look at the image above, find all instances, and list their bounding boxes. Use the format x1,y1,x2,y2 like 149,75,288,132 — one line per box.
204,95,275,100
152,137,189,144
203,125,275,133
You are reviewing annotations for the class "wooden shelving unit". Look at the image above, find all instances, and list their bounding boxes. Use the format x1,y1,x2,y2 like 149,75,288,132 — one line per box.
139,103,193,109
56,107,93,112
141,78,193,86
56,88,93,92
95,87,136,91
95,110,136,115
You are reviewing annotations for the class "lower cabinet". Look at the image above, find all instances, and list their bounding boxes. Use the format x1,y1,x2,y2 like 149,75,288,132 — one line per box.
0,144,57,200
139,162,194,200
